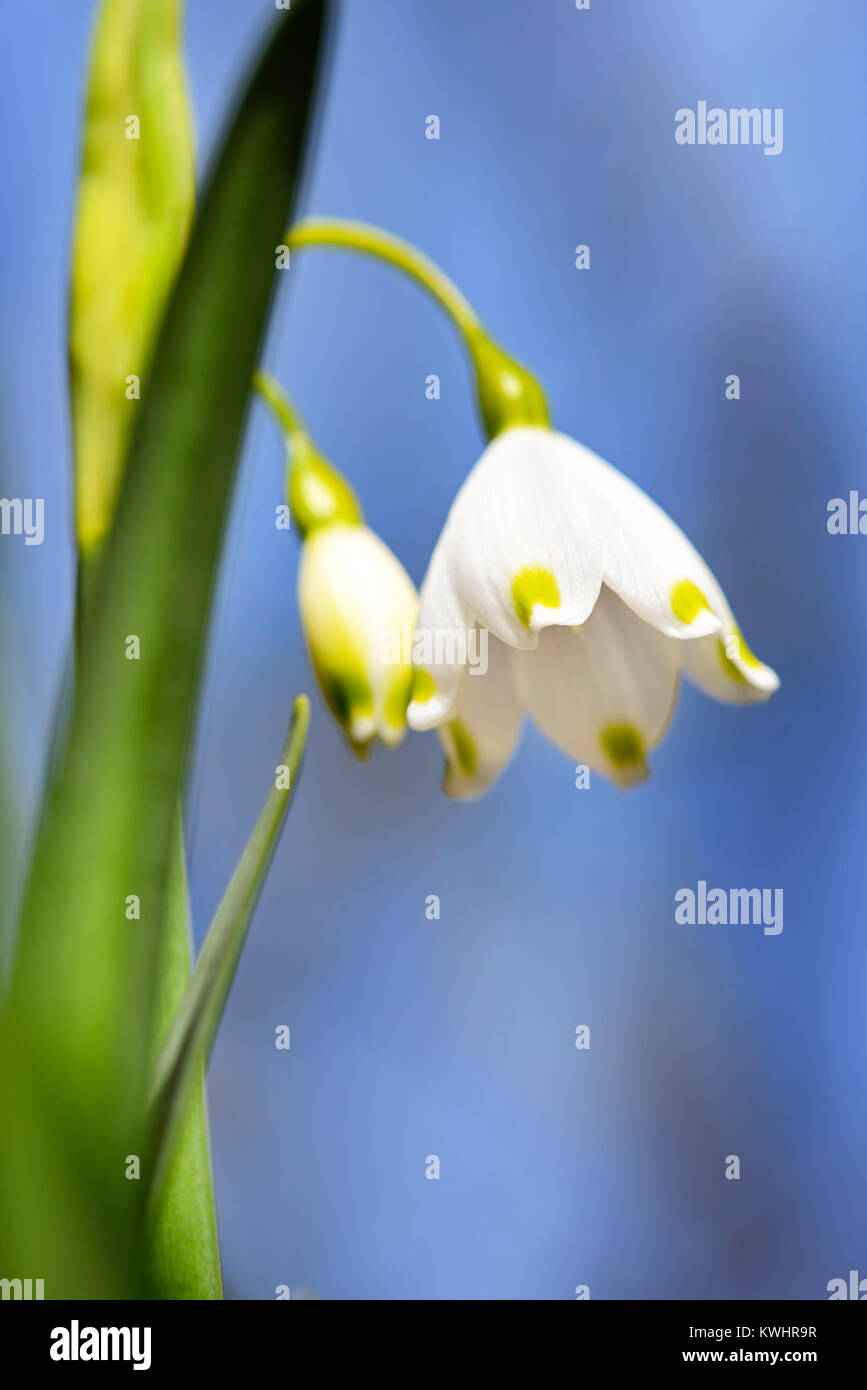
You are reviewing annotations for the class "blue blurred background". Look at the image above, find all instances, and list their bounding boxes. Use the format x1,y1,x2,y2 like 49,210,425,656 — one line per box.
1,0,865,1298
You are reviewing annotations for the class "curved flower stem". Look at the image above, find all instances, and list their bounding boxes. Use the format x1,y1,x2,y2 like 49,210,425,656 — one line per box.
285,218,550,438
254,367,312,448
287,218,483,339
254,369,363,534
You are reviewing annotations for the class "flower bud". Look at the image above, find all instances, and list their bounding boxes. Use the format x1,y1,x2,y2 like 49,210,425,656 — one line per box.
298,522,418,754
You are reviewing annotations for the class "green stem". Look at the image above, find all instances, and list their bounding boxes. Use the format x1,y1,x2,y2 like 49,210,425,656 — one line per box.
287,218,482,339
286,218,550,438
254,369,363,535
254,367,313,449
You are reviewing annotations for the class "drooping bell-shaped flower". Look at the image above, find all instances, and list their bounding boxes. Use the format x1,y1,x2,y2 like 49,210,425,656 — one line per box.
299,521,418,755
272,220,779,792
257,371,418,756
408,423,779,796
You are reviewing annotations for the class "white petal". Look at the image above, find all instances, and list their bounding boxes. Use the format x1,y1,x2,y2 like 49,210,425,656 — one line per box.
298,523,417,749
511,584,679,787
440,427,604,649
554,432,727,640
680,625,780,704
407,538,474,730
545,431,780,702
436,632,523,799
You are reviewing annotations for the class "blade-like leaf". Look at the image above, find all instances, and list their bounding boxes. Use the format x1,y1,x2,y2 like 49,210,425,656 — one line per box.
0,0,331,1297
70,0,216,1301
147,697,309,1213
70,0,195,558
146,815,223,1299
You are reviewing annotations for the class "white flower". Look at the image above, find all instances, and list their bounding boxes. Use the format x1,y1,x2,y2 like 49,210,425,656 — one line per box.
407,426,779,796
298,522,418,754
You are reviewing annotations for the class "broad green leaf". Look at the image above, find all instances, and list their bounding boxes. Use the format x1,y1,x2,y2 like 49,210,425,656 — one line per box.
147,698,309,1217
70,0,195,557
0,0,331,1297
70,0,219,1300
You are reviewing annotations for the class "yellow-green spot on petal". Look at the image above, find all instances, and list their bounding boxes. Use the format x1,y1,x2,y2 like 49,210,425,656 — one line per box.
733,630,762,669
448,719,477,777
717,630,762,683
512,567,561,628
671,579,711,626
600,723,646,772
314,659,374,731
383,669,413,729
412,668,436,704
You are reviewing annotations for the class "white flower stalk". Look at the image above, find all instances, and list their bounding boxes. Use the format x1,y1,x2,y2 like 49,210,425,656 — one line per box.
299,522,418,755
408,426,779,796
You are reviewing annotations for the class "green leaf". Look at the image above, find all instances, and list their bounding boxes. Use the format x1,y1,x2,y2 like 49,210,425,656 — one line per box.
70,0,214,1301
0,0,331,1298
70,0,195,556
146,815,223,1300
147,697,309,1217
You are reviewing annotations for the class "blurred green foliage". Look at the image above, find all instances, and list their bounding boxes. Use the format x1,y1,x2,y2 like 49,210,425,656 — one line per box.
0,0,329,1298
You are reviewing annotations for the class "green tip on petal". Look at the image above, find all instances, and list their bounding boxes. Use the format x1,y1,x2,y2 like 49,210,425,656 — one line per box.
717,630,763,683
447,718,478,777
670,579,712,626
412,668,436,704
599,723,648,786
512,567,561,628
314,661,374,739
731,630,762,669
383,669,413,731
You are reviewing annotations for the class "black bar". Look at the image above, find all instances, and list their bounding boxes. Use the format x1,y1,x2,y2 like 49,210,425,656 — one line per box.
0,1298,862,1374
